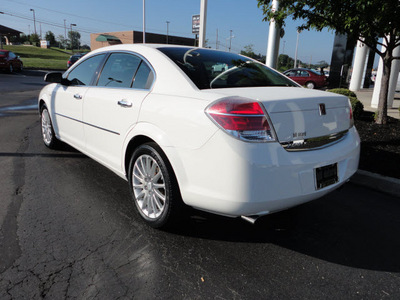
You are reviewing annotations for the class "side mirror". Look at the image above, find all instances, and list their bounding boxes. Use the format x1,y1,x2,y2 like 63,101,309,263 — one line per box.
44,72,70,86
44,72,62,83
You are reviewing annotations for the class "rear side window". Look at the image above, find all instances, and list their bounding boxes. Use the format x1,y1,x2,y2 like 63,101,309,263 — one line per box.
97,53,141,88
300,70,309,77
67,54,106,86
132,61,154,89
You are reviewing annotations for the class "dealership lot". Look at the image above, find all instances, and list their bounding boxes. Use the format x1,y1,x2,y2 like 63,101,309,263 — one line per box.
0,72,399,299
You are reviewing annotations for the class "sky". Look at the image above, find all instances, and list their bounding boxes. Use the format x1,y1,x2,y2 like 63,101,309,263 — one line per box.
1,0,336,65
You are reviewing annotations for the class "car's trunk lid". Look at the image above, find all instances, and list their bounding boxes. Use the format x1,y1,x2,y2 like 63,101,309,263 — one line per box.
205,87,352,146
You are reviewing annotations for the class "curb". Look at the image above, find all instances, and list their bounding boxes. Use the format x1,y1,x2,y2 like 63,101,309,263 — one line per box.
350,170,400,198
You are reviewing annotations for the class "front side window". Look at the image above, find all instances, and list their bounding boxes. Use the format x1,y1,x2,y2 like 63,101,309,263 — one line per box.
67,54,106,86
9,52,16,59
97,53,141,88
158,47,296,90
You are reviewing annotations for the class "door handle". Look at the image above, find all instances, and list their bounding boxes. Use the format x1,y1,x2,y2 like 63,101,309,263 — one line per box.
117,99,133,108
74,94,82,100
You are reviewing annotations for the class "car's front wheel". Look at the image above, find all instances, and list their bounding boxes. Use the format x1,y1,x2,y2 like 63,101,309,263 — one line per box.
40,106,58,149
128,143,182,228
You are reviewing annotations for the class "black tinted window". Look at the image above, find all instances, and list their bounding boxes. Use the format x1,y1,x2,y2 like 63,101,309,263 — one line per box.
132,61,154,89
67,54,105,86
158,47,296,90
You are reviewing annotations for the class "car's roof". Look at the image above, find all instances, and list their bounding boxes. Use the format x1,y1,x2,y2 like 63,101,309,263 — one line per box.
287,68,312,71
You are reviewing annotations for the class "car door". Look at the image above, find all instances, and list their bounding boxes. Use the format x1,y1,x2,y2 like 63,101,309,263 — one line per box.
8,52,18,70
83,52,154,173
52,54,106,150
295,70,310,86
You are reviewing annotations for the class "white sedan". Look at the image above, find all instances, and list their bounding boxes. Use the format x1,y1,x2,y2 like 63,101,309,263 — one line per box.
38,44,360,228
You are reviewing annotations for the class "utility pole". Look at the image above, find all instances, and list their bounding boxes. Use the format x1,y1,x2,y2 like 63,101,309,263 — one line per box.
30,9,37,36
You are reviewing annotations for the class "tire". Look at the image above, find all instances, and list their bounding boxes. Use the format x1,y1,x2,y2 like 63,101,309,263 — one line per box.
8,64,13,73
18,63,23,72
306,81,315,89
40,106,58,149
128,143,182,228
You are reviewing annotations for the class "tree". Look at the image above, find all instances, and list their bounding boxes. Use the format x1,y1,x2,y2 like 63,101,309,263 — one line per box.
241,44,257,58
240,44,267,63
68,30,81,50
45,31,56,47
277,54,294,71
29,33,40,47
257,0,400,124
56,35,68,49
80,44,91,51
315,60,329,68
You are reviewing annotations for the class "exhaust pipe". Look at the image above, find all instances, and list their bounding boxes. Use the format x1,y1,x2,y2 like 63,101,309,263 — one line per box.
241,215,259,224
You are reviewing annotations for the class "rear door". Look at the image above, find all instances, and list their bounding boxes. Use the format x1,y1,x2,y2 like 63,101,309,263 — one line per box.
294,70,310,86
83,52,155,173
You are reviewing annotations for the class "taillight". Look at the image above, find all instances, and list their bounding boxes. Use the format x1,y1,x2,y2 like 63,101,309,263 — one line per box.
205,97,276,142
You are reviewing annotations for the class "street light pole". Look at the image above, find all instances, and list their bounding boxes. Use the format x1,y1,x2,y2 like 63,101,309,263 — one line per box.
0,11,3,49
199,0,207,48
143,0,146,43
294,30,300,68
30,9,37,36
70,23,76,51
166,21,170,44
229,30,233,52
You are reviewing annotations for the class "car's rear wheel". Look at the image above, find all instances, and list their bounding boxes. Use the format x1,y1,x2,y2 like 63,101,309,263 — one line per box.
128,143,181,228
306,81,315,89
41,106,58,149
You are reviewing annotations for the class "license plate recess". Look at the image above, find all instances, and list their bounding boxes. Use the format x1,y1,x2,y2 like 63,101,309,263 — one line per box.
315,163,338,190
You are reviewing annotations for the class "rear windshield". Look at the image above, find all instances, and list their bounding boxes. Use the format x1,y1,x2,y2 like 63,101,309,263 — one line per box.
158,47,296,90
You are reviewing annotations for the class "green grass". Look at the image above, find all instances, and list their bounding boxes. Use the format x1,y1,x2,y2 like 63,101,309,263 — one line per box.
3,45,87,70
20,58,68,70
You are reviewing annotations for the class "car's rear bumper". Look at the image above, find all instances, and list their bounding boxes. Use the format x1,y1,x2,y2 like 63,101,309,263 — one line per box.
168,126,360,217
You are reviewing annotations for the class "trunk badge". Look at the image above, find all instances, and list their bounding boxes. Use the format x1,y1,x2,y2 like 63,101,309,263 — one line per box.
319,103,326,116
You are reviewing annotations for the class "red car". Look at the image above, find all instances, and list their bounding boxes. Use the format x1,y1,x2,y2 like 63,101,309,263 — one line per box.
283,68,327,89
0,50,23,73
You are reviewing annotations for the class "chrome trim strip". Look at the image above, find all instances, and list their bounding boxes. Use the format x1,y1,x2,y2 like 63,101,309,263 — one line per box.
208,112,265,117
281,130,348,152
55,113,120,135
